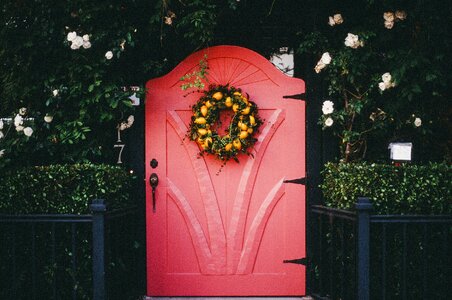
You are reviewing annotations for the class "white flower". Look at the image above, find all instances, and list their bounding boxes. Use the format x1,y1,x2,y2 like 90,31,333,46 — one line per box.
0,149,5,158
325,117,334,127
378,82,387,91
82,41,92,49
52,89,59,97
127,115,135,126
383,12,395,22
414,117,422,127
14,114,23,127
73,36,83,47
328,16,335,26
384,21,394,29
70,42,80,50
67,31,77,42
382,72,392,83
344,33,362,49
82,34,90,41
0,120,3,130
19,107,27,116
105,51,113,60
0,131,3,139
16,125,24,132
395,10,407,21
320,52,332,65
322,100,334,115
119,122,128,131
23,127,33,137
314,61,325,73
333,14,343,25
44,114,53,123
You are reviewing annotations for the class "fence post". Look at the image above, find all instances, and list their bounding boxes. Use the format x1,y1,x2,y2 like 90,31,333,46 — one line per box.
356,197,373,300
91,199,106,300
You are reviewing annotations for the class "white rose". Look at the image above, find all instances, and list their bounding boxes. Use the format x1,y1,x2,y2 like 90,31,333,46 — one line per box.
83,41,92,49
0,120,3,130
19,107,27,116
333,14,343,24
384,20,394,29
383,12,395,22
382,72,392,83
328,16,335,26
82,34,90,41
67,31,77,42
0,131,3,139
344,33,360,48
0,149,5,158
314,62,325,73
414,117,422,127
23,127,33,137
105,51,113,60
127,115,135,126
70,42,80,50
73,36,83,47
52,89,59,97
119,122,128,131
322,100,334,115
378,82,387,91
320,52,332,65
44,114,53,123
16,125,24,132
14,114,23,127
324,117,334,127
395,10,407,21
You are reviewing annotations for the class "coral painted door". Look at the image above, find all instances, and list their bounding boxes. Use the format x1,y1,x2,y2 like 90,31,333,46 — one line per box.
145,46,306,296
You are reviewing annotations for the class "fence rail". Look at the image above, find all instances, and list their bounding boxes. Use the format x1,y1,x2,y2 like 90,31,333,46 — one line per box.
0,199,144,300
310,197,452,300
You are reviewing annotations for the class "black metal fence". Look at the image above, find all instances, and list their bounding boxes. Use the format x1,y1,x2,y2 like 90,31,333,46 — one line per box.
310,197,452,300
0,199,145,300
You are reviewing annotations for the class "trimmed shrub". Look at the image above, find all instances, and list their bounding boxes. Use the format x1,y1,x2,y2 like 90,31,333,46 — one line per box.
0,163,135,214
321,162,451,214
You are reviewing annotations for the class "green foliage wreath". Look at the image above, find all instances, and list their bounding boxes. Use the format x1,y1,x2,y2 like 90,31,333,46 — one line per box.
188,85,262,162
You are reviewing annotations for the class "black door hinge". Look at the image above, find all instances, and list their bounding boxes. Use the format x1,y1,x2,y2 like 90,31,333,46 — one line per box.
283,93,306,101
284,177,307,185
283,257,308,266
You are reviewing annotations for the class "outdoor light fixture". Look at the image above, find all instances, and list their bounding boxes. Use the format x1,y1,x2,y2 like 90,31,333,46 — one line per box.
388,142,412,162
270,47,294,77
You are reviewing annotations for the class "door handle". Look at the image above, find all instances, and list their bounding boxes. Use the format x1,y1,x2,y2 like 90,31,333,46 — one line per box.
149,173,159,212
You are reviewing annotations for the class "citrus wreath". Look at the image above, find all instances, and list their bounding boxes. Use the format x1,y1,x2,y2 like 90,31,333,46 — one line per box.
188,84,262,162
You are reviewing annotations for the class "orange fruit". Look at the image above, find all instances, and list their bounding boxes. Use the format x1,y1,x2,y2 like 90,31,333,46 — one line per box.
249,115,256,125
197,128,207,136
233,91,242,96
232,104,239,112
204,137,212,147
200,105,208,116
212,92,223,100
225,143,233,151
241,96,249,104
239,131,249,139
225,97,233,107
194,117,206,124
247,128,253,134
233,139,242,150
241,106,251,115
205,101,213,108
238,122,248,131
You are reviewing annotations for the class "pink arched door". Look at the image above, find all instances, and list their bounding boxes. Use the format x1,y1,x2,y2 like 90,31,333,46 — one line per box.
145,46,306,296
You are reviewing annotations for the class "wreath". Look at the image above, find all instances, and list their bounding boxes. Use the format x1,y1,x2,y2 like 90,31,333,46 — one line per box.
188,84,262,162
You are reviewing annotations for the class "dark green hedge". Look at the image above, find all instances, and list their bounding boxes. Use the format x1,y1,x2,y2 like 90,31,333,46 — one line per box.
0,163,135,214
321,162,452,214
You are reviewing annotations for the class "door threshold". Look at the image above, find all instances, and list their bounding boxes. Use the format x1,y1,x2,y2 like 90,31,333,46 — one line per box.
145,297,311,300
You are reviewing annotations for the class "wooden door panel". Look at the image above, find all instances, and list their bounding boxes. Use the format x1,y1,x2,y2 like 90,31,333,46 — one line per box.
146,46,306,296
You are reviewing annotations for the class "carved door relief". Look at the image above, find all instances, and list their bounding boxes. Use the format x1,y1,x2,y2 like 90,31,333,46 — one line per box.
145,46,306,296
